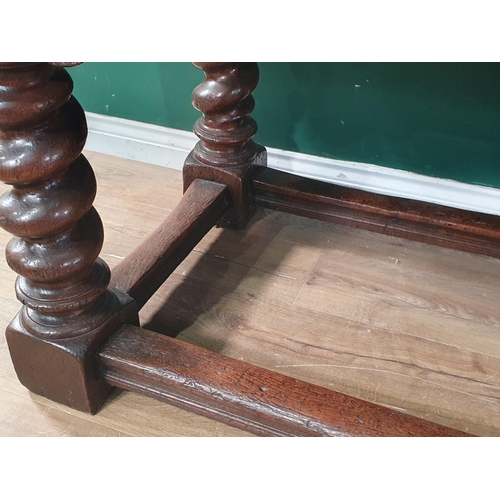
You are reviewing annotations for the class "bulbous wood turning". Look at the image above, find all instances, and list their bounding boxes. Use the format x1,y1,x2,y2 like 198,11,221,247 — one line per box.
0,62,113,338
192,62,260,168
185,63,267,229
0,62,138,413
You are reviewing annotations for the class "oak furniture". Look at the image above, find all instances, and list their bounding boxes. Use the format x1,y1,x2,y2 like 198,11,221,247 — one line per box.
2,62,498,436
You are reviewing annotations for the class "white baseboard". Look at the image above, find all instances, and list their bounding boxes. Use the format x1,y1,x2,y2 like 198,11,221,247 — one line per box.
85,112,500,216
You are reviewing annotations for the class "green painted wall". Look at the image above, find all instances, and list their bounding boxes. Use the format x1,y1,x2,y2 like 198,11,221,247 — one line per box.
68,63,500,189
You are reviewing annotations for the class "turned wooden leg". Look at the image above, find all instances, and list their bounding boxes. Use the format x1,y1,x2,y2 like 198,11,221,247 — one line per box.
0,63,138,413
183,62,267,229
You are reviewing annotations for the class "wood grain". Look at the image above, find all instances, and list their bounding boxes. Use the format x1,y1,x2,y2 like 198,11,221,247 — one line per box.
140,203,500,436
0,65,138,413
184,63,266,228
100,324,469,436
111,178,229,309
1,152,500,436
254,168,500,258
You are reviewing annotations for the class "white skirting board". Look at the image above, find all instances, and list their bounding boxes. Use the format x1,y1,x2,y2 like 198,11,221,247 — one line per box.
85,112,500,216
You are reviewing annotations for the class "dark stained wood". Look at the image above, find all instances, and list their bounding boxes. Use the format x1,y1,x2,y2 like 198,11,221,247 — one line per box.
1,61,494,435
100,324,472,437
110,179,229,310
0,63,138,413
183,63,267,229
7,290,137,414
254,168,500,258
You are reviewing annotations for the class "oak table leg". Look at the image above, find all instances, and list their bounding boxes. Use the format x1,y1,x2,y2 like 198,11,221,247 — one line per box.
0,63,138,413
0,62,478,436
183,62,267,229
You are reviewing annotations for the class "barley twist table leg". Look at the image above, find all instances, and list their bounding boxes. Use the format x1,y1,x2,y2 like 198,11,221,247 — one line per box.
183,62,267,229
0,63,137,413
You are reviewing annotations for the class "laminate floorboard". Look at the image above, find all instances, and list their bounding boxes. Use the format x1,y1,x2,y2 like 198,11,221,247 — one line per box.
1,151,499,436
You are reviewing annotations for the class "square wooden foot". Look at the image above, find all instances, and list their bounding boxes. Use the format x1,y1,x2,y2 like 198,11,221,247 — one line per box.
183,146,267,229
6,289,138,414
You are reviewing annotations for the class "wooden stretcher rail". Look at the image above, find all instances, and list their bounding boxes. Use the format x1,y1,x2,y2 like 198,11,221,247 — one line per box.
1,62,488,436
111,179,229,309
254,168,500,259
99,324,471,437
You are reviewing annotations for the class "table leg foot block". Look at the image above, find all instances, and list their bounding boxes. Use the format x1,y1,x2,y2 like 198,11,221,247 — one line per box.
6,289,138,414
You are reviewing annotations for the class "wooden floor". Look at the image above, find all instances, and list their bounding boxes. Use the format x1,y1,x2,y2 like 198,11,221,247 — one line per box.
1,151,500,437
